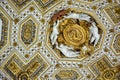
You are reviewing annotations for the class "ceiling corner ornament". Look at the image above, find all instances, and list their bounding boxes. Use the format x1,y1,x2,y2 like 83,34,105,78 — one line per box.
2,53,50,80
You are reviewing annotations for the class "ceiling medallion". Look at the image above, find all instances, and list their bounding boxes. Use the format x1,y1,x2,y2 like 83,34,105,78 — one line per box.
48,8,105,59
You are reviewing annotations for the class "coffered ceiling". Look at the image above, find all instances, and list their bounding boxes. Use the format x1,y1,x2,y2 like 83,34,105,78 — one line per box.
0,0,120,80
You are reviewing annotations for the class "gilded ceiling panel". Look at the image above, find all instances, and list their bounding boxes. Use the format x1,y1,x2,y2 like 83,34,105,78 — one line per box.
0,0,120,80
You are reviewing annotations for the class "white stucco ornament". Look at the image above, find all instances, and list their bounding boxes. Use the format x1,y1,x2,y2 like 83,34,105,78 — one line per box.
64,12,91,22
56,43,80,57
89,22,100,47
50,20,60,45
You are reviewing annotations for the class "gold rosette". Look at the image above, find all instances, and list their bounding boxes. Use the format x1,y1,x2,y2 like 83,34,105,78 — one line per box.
58,19,88,49
63,24,86,47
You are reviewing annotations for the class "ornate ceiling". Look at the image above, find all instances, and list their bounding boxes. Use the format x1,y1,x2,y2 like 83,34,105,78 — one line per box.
0,0,120,80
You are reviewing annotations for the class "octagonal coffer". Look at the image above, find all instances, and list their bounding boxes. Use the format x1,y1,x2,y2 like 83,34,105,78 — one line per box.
47,8,106,60
21,19,36,46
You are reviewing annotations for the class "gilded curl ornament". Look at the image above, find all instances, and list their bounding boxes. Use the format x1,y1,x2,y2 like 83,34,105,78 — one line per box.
61,20,87,47
49,9,102,58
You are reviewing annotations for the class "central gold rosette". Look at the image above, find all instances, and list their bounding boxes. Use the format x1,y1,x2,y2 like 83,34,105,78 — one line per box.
63,24,86,47
58,19,87,48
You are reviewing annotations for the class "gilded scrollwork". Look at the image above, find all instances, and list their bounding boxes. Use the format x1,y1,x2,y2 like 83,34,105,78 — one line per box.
18,72,30,80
